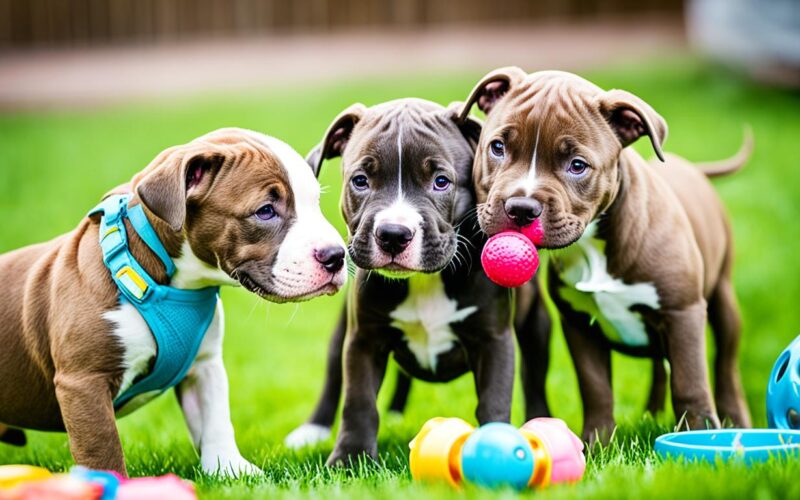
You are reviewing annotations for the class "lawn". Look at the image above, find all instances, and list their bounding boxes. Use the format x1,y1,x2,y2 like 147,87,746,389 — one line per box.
1,58,800,499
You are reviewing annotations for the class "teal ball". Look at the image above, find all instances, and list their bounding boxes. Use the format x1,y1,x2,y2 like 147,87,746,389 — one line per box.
460,422,535,490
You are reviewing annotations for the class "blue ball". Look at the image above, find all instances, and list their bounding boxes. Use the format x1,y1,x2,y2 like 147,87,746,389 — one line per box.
460,422,535,490
70,467,120,500
767,335,800,429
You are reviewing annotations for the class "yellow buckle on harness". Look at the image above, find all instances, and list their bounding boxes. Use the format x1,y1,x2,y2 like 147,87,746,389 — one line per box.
116,266,148,300
102,226,119,239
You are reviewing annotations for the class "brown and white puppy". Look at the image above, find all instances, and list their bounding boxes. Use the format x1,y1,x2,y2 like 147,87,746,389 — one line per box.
296,99,551,465
460,67,752,441
0,128,347,476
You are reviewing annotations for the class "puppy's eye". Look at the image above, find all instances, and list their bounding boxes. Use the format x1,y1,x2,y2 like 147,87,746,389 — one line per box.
567,158,590,176
351,174,369,191
489,140,505,159
433,175,451,191
255,204,276,221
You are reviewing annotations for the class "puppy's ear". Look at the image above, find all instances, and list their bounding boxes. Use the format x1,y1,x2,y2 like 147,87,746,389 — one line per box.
459,66,527,120
135,144,226,231
306,103,367,177
446,101,483,150
600,89,668,162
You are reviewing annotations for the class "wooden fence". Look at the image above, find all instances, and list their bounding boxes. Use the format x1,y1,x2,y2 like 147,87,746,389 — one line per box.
0,0,684,48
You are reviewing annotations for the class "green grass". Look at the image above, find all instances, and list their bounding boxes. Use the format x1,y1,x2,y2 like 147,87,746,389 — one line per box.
1,58,800,498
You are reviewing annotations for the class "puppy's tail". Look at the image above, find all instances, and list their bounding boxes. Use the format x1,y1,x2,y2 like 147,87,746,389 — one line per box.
0,423,27,447
697,126,754,178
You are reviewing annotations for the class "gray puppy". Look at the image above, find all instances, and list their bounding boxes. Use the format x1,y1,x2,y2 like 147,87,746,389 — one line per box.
292,99,551,465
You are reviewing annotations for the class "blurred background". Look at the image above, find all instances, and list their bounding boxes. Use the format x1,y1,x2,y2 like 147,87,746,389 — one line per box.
1,0,796,109
0,1,799,495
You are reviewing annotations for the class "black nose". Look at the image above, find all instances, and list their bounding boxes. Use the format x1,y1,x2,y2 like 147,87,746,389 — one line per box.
375,223,414,256
315,246,345,273
504,197,543,227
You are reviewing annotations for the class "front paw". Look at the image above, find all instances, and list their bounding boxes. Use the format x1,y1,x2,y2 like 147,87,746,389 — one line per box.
202,454,262,477
326,443,377,468
284,423,331,449
676,410,721,431
582,419,616,447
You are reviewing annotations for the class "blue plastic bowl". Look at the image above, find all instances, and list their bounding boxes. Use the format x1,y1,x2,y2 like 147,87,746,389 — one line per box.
655,429,800,464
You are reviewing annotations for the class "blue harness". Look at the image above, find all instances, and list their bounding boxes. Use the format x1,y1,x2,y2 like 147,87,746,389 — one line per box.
89,195,219,410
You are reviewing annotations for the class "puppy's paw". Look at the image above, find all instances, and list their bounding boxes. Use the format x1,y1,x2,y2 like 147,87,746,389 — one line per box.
582,420,616,448
325,445,377,468
676,410,721,431
0,427,26,447
284,423,331,449
202,454,262,478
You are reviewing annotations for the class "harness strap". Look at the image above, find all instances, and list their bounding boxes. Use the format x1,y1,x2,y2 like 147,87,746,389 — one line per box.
90,194,219,411
127,204,177,278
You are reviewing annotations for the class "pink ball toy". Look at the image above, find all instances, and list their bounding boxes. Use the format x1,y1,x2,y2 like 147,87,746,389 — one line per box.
481,231,540,288
520,418,585,484
520,219,544,246
116,474,196,500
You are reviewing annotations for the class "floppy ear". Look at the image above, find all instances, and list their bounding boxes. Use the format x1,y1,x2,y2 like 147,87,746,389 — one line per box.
306,103,367,177
459,66,527,121
446,101,483,150
599,89,668,162
135,144,226,232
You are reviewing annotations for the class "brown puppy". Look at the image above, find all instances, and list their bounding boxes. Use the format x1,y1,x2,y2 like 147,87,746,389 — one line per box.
460,67,752,441
0,128,347,475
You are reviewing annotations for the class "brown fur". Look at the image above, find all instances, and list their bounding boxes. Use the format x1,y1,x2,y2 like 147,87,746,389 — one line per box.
461,68,751,441
0,129,322,474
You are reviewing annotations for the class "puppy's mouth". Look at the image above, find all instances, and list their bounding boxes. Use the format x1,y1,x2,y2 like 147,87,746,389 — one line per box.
351,248,451,277
375,262,417,279
480,201,585,250
234,270,339,304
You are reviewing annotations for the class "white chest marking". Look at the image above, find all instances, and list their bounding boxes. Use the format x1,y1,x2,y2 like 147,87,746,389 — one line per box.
556,221,660,347
389,273,477,371
104,302,160,415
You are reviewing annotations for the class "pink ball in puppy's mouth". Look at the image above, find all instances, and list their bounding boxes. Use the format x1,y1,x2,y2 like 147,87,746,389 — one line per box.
480,231,540,288
520,219,544,246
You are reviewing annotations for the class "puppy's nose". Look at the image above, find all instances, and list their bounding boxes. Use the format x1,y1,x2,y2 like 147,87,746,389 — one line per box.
504,197,543,227
375,223,414,256
315,246,346,273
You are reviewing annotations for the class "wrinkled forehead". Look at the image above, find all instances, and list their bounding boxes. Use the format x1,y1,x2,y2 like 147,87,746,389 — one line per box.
343,103,467,175
489,73,610,148
198,129,321,211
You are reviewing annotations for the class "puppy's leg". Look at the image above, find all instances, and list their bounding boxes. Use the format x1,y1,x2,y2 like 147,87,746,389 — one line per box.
327,330,389,466
562,318,615,444
176,302,260,477
708,277,751,427
54,372,126,475
387,370,412,414
0,423,26,446
285,305,346,448
467,328,516,424
662,303,721,430
514,284,552,419
646,357,668,415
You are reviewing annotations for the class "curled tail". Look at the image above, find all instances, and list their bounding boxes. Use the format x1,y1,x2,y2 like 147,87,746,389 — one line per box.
697,126,754,178
0,423,26,446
